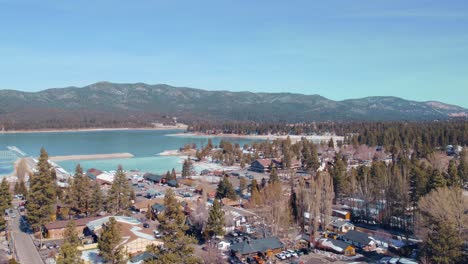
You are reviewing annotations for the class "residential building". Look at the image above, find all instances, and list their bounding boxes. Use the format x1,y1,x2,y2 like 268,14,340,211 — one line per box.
230,237,284,258
329,219,355,234
318,238,355,256
44,216,105,239
342,230,376,250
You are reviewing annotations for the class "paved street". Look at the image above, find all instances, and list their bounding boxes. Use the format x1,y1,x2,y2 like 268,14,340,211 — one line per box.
10,201,43,264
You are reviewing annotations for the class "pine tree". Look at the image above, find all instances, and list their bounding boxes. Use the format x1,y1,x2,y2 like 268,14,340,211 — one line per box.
165,170,171,181
215,177,236,200
171,168,177,181
26,148,56,230
269,166,279,183
239,177,247,194
146,204,153,220
98,217,126,263
458,150,467,182
240,159,246,169
147,189,201,264
182,158,193,178
249,179,262,206
215,179,226,199
428,169,446,192
106,165,132,215
0,211,5,232
328,138,335,149
57,220,83,264
423,222,463,264
0,178,12,213
447,160,460,187
15,179,28,197
89,183,104,216
203,199,225,240
69,164,93,215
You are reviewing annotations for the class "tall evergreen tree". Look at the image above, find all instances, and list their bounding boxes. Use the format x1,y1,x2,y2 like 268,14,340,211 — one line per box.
98,217,126,263
89,183,104,216
423,222,463,264
249,179,262,206
146,189,201,264
57,220,83,264
14,179,28,197
269,167,279,183
215,177,237,200
203,199,225,239
69,164,93,215
428,169,446,192
447,160,460,187
181,158,193,178
106,166,132,215
458,150,468,182
239,177,247,194
0,178,11,232
0,178,12,213
26,148,56,231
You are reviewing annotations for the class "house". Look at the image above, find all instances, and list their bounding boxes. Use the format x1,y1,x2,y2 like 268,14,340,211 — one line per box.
151,203,166,215
318,238,355,256
332,209,351,220
86,168,103,180
167,179,178,187
249,159,274,173
120,222,163,255
221,198,242,207
86,216,163,255
44,216,105,239
329,219,355,234
144,173,165,184
230,237,284,258
96,172,115,184
223,206,258,232
132,199,160,213
342,230,376,250
218,241,231,251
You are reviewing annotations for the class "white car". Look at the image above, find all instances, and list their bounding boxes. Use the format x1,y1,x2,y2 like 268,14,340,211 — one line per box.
288,249,298,258
276,253,286,260
283,251,292,258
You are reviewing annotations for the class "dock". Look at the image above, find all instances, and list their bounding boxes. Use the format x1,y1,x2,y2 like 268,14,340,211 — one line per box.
49,153,134,161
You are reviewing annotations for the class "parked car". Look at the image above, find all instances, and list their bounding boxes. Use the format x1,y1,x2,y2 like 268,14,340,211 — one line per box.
143,223,150,228
283,251,292,258
276,253,286,260
287,249,298,258
153,230,163,238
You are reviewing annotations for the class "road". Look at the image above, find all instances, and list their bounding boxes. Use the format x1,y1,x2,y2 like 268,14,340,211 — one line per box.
10,201,44,264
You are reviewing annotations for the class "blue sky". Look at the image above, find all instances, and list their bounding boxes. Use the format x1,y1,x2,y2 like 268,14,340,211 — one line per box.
1,0,467,107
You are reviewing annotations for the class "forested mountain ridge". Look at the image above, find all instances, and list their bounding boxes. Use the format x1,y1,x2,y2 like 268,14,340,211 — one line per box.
0,82,466,129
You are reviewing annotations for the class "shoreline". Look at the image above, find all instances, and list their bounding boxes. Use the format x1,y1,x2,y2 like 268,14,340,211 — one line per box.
0,126,187,134
49,153,135,161
167,132,344,142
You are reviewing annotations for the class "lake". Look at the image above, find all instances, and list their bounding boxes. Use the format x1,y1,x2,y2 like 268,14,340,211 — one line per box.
0,130,258,176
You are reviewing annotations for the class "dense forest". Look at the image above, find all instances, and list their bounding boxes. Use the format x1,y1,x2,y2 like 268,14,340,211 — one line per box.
189,121,468,150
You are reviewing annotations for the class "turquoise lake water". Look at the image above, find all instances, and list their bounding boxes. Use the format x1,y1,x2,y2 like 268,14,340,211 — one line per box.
0,130,257,176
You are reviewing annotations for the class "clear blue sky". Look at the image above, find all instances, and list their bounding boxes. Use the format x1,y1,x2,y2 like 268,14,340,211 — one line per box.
1,0,467,107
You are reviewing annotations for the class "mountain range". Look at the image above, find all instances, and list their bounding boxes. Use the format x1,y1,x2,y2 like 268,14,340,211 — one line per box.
0,82,466,129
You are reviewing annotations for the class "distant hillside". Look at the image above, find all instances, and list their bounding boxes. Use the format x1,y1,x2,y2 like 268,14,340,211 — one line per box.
0,82,466,130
